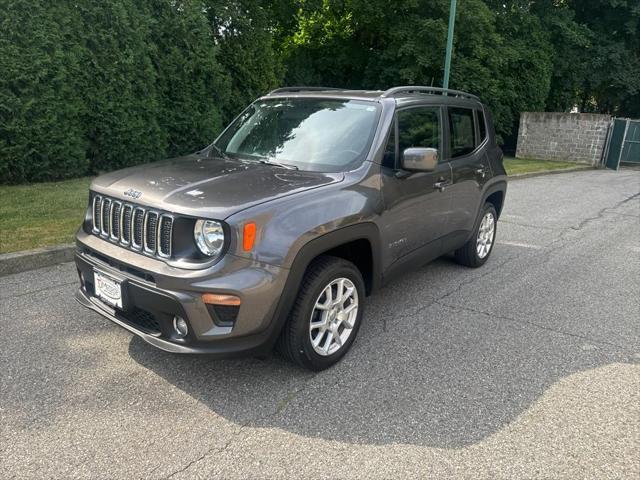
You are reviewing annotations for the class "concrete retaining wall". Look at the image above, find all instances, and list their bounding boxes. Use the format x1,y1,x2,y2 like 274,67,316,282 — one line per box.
516,112,611,165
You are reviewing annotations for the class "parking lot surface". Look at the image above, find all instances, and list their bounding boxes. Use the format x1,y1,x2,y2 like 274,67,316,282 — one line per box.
2,168,639,479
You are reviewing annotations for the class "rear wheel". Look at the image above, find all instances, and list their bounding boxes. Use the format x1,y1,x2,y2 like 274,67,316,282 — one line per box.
455,203,497,268
277,256,365,370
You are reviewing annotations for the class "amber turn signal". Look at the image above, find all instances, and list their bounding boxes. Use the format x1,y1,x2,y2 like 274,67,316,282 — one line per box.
243,222,257,251
202,293,241,306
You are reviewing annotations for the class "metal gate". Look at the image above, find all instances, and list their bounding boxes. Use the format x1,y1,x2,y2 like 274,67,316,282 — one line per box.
603,118,640,170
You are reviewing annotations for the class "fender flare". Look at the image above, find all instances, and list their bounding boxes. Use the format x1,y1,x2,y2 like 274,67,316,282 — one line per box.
480,179,508,217
462,178,507,245
262,222,383,348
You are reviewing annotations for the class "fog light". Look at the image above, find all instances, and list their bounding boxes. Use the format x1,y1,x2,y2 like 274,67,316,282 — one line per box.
173,316,188,338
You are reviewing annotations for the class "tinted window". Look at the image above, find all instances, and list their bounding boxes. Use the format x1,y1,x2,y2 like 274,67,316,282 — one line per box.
397,107,440,162
477,109,487,143
449,108,476,157
215,99,380,172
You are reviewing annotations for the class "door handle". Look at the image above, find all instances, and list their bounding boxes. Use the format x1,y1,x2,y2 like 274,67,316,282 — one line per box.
434,179,450,192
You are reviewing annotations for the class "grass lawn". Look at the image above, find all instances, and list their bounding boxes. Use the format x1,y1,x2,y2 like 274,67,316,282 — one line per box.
504,156,580,175
0,156,585,254
0,177,92,254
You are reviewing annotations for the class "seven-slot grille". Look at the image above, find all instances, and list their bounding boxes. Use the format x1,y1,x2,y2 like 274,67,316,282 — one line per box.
91,195,173,258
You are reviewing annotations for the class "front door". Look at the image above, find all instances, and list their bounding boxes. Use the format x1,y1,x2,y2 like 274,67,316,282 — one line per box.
379,105,453,273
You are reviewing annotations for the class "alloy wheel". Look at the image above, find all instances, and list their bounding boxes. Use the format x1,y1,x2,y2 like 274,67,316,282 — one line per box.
309,277,359,356
476,211,495,259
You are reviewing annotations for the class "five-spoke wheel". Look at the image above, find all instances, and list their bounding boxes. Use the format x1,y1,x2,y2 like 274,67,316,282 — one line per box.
309,278,359,356
476,211,495,259
277,256,365,370
455,202,498,267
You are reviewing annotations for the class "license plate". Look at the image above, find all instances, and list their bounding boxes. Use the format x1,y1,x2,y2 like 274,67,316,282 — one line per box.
94,270,123,309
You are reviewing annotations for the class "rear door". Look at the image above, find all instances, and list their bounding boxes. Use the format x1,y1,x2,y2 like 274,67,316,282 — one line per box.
446,106,489,236
379,105,452,271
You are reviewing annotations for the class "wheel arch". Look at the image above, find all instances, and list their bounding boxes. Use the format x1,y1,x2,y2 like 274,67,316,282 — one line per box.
481,179,507,218
289,223,382,296
263,223,382,351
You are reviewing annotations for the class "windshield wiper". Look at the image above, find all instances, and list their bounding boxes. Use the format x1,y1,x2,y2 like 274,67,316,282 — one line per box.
257,159,299,170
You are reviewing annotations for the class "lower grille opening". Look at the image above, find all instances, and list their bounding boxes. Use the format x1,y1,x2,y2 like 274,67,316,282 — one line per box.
120,307,161,335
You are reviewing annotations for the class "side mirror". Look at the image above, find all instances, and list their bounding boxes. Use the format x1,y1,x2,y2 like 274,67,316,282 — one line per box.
400,147,439,172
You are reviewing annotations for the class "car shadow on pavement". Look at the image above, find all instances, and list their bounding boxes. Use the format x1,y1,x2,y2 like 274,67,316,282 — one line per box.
128,254,630,448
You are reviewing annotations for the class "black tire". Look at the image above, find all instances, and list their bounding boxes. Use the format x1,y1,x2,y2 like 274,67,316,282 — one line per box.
454,203,498,268
277,255,365,371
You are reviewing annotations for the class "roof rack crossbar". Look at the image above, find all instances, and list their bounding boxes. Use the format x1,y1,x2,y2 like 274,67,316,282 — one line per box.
267,86,343,96
381,86,479,101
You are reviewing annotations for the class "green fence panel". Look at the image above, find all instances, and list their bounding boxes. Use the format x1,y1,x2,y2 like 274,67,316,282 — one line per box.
620,120,640,164
604,119,626,170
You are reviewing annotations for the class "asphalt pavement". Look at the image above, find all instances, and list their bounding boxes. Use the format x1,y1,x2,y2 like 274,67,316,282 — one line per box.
2,168,639,479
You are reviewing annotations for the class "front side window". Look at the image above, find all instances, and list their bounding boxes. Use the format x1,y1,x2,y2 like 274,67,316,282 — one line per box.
397,107,440,163
215,98,380,172
449,107,476,158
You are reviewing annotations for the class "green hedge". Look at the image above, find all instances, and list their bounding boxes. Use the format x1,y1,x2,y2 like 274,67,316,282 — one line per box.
0,0,280,184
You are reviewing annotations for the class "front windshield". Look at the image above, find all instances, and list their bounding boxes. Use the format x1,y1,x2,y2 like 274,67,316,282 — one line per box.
214,98,380,172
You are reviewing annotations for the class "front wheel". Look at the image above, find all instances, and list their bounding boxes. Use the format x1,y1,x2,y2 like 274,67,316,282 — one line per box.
455,203,498,268
277,256,365,371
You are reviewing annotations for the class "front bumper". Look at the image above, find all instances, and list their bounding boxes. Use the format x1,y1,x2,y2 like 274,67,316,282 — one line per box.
74,239,290,357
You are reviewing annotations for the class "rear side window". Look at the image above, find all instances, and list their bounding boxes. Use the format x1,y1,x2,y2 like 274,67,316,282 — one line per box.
477,109,487,143
397,107,440,157
448,108,476,158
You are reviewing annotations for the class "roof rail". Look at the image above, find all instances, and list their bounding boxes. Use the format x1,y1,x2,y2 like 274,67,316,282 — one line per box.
380,86,480,101
267,86,343,96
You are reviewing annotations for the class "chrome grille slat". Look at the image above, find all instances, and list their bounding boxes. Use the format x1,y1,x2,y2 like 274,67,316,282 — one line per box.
100,198,111,236
144,211,159,254
110,201,122,241
158,215,173,258
92,196,102,233
131,207,145,250
90,194,175,260
121,205,132,245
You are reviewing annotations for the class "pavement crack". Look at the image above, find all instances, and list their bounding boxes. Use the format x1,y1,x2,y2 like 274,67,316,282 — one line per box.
568,192,639,232
437,257,515,304
165,436,238,479
380,254,519,333
162,374,318,479
436,301,632,352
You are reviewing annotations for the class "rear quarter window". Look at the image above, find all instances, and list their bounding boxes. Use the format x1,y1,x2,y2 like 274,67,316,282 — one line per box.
448,107,476,158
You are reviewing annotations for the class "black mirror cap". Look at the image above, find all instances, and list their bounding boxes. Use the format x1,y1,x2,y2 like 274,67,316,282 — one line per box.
401,147,439,172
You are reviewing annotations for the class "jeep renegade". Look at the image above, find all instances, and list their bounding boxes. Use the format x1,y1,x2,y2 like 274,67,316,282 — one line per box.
75,86,507,370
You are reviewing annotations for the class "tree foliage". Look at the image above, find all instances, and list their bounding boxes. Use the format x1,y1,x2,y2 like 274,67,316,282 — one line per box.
0,0,278,183
1,0,638,183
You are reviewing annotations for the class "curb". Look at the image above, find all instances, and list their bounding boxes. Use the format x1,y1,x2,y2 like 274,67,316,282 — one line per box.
508,165,595,180
0,243,75,277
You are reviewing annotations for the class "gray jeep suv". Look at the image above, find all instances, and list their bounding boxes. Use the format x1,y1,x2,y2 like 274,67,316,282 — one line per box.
74,86,507,370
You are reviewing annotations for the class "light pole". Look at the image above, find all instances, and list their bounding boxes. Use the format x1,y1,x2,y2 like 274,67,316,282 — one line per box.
443,0,457,90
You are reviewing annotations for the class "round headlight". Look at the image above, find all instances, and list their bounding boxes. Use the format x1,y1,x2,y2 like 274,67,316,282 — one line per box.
194,219,225,257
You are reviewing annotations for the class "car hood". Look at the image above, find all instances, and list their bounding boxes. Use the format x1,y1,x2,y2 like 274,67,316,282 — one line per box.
91,155,344,219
